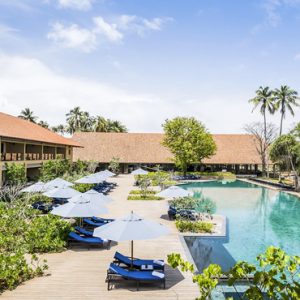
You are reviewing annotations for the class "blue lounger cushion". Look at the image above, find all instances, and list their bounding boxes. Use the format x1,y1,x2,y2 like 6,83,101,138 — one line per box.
75,226,93,237
92,216,115,223
114,251,164,269
109,263,164,281
69,232,106,244
83,218,105,227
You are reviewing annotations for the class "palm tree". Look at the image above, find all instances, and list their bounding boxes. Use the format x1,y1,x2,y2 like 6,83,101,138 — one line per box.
249,86,275,177
273,85,299,136
18,108,37,123
107,120,127,132
93,116,108,132
51,124,65,135
249,86,275,140
66,106,84,134
38,120,49,129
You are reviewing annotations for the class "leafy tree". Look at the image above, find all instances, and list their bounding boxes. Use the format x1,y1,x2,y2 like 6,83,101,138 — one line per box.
269,134,300,190
244,122,278,177
66,106,90,134
168,246,300,300
5,163,26,185
40,160,70,181
138,176,151,198
162,117,216,175
108,157,120,175
273,85,299,135
18,108,37,123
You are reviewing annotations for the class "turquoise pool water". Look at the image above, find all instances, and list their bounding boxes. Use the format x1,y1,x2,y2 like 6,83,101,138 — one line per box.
181,180,300,272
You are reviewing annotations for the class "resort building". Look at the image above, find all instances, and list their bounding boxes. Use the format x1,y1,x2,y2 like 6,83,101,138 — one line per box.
72,132,263,174
0,112,80,184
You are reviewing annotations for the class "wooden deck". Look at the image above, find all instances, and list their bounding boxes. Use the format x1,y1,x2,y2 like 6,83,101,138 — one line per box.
1,174,199,300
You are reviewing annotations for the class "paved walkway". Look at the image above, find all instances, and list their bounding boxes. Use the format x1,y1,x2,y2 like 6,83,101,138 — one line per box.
2,174,199,300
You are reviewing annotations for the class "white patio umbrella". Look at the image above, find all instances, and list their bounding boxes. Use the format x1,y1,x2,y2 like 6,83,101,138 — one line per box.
101,169,115,177
75,173,108,184
21,181,48,193
44,178,73,189
131,168,148,175
157,185,192,198
51,194,108,218
93,211,170,265
43,186,81,199
83,189,113,204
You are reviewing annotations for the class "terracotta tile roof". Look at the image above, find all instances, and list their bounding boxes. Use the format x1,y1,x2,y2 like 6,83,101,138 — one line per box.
72,132,262,164
0,112,80,147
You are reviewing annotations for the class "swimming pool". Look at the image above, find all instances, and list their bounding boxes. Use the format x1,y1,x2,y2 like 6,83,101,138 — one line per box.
181,180,300,272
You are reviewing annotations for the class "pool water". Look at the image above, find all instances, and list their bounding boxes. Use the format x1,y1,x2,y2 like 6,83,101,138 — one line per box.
181,180,300,272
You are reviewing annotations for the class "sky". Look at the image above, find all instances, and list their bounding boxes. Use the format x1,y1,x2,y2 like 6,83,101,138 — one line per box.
0,0,299,133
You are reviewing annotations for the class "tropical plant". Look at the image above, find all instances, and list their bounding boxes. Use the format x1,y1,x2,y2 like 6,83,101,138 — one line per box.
175,219,213,233
40,159,70,181
108,157,120,175
66,106,88,134
162,117,216,175
273,85,299,135
18,108,37,123
5,163,26,185
138,176,151,198
291,122,300,140
51,124,65,134
168,246,300,300
106,119,127,132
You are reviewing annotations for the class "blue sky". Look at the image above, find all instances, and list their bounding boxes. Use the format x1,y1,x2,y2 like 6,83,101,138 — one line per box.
0,0,299,133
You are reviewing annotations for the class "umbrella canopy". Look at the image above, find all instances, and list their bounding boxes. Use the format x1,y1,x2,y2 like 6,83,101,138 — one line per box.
21,181,47,193
94,211,169,265
44,178,73,189
156,185,192,198
101,169,115,177
131,168,148,175
43,187,81,199
83,189,113,204
93,212,169,241
51,194,108,217
75,173,108,184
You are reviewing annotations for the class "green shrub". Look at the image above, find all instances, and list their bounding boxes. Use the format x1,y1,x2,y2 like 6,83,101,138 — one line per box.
5,163,26,185
127,195,163,200
0,251,47,291
135,171,171,186
129,190,156,195
40,159,70,181
175,220,213,233
28,194,53,205
25,215,72,253
73,183,94,193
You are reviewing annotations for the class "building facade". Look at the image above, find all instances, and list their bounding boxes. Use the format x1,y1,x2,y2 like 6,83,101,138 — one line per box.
0,112,80,184
72,132,264,174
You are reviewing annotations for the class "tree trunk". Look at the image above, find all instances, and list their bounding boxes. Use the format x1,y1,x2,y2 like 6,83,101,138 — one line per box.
263,112,270,178
279,111,284,136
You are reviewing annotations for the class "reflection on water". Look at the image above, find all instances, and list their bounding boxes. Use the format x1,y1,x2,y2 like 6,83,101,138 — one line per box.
181,180,300,272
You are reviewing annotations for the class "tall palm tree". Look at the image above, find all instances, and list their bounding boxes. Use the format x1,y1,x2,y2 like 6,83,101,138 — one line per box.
66,106,84,134
273,85,299,135
18,108,37,123
249,86,275,177
249,86,275,140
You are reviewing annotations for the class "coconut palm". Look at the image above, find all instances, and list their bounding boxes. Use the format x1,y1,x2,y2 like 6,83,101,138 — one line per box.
93,116,109,132
107,120,127,132
249,86,275,141
18,108,37,123
66,107,84,134
38,120,49,129
52,124,65,135
273,85,299,136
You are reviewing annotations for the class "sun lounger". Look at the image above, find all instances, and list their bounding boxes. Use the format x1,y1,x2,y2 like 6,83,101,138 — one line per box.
107,263,165,291
92,216,115,223
75,226,93,237
83,218,105,227
68,232,110,249
113,251,165,270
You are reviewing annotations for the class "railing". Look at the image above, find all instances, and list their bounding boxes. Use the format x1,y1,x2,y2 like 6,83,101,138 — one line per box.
1,153,66,161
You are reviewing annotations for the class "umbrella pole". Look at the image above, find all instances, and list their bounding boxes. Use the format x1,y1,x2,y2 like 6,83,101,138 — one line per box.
131,240,133,269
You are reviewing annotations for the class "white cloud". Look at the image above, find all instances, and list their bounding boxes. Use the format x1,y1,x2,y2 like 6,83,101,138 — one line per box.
57,0,94,10
47,15,173,51
1,54,298,134
47,22,97,52
93,17,123,42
